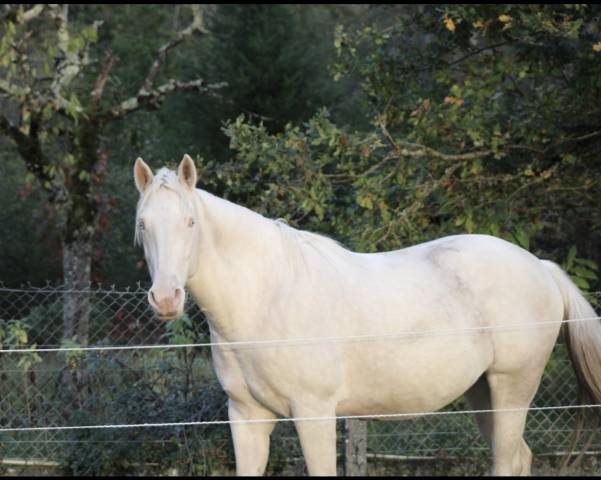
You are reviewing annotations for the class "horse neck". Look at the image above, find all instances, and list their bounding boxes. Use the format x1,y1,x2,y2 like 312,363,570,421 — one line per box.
186,189,281,339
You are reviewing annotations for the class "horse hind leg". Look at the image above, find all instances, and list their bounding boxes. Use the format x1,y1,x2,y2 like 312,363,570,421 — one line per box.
465,374,494,449
488,370,540,476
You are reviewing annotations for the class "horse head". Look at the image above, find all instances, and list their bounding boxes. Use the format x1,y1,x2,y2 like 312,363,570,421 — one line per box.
133,154,200,320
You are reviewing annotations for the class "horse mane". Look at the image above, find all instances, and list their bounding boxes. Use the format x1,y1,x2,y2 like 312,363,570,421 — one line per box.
134,167,351,273
272,218,352,277
275,219,346,252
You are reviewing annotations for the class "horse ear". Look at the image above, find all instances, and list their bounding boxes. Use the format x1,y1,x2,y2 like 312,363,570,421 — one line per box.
134,157,153,194
178,154,198,189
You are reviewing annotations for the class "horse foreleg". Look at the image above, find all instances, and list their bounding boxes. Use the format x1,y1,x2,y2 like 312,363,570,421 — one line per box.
292,403,338,476
228,399,277,476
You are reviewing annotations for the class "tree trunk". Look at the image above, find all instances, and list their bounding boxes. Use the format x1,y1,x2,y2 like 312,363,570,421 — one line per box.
62,238,92,346
61,236,93,401
61,119,100,347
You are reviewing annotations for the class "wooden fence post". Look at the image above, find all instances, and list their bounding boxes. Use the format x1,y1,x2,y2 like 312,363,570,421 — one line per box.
344,419,367,476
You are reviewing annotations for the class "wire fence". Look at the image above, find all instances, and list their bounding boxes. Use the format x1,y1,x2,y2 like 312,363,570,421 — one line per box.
0,284,600,475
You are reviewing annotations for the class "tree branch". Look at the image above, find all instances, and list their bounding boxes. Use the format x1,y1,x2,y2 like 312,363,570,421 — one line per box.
106,79,226,121
1,4,46,24
0,114,25,143
395,141,492,161
447,41,508,68
0,113,54,192
381,124,492,161
104,5,219,123
49,5,78,96
139,4,208,95
0,79,30,99
91,52,115,108
0,9,72,117
47,4,100,110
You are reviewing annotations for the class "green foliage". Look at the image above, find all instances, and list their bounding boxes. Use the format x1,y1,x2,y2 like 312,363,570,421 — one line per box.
163,312,205,347
208,5,328,130
59,337,84,371
0,5,217,287
0,148,62,284
200,109,540,254
148,5,347,165
59,352,230,476
339,5,600,260
22,298,114,347
22,300,64,346
0,319,42,372
192,5,601,293
562,245,599,294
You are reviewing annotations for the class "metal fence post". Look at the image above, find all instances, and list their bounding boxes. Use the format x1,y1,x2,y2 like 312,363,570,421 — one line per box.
344,419,367,476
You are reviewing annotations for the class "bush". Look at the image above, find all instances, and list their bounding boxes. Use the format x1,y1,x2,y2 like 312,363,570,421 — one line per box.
58,352,231,475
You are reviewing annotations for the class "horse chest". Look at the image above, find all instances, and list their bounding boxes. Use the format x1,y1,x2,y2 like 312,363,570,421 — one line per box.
211,344,344,417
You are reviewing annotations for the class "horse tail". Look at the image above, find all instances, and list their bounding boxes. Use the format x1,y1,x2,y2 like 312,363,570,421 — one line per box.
543,260,601,404
543,260,601,468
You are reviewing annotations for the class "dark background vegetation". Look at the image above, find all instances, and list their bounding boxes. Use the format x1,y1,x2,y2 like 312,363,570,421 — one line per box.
1,4,601,475
1,4,600,290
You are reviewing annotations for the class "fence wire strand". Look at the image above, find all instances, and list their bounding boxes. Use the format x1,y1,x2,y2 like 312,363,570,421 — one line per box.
0,403,600,433
0,313,598,354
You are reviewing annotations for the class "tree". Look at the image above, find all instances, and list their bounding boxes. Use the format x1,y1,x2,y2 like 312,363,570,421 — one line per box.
200,4,601,291
159,4,347,164
0,4,225,344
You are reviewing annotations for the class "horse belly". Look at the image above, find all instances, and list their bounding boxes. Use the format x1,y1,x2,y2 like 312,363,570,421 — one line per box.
337,334,491,416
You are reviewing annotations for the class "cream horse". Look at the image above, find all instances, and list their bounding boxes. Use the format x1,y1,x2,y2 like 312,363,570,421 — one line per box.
133,155,601,476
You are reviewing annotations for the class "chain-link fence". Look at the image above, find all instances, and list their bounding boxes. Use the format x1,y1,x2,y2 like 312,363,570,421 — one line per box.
0,284,599,475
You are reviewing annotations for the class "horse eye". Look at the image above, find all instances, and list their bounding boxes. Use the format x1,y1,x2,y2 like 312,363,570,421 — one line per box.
138,220,145,230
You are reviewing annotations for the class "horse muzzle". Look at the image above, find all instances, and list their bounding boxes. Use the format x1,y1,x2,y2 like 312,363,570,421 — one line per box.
148,285,185,321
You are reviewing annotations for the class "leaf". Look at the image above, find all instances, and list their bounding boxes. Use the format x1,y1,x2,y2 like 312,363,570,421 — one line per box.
573,266,597,280
314,203,325,220
357,194,374,210
575,258,598,271
566,246,577,269
488,223,501,237
454,215,465,226
444,96,464,106
465,215,474,233
444,15,456,33
16,329,28,345
82,26,98,43
512,228,529,250
572,276,590,290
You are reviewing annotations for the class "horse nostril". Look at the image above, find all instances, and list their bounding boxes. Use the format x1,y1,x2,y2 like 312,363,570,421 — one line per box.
174,288,183,303
150,290,158,306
